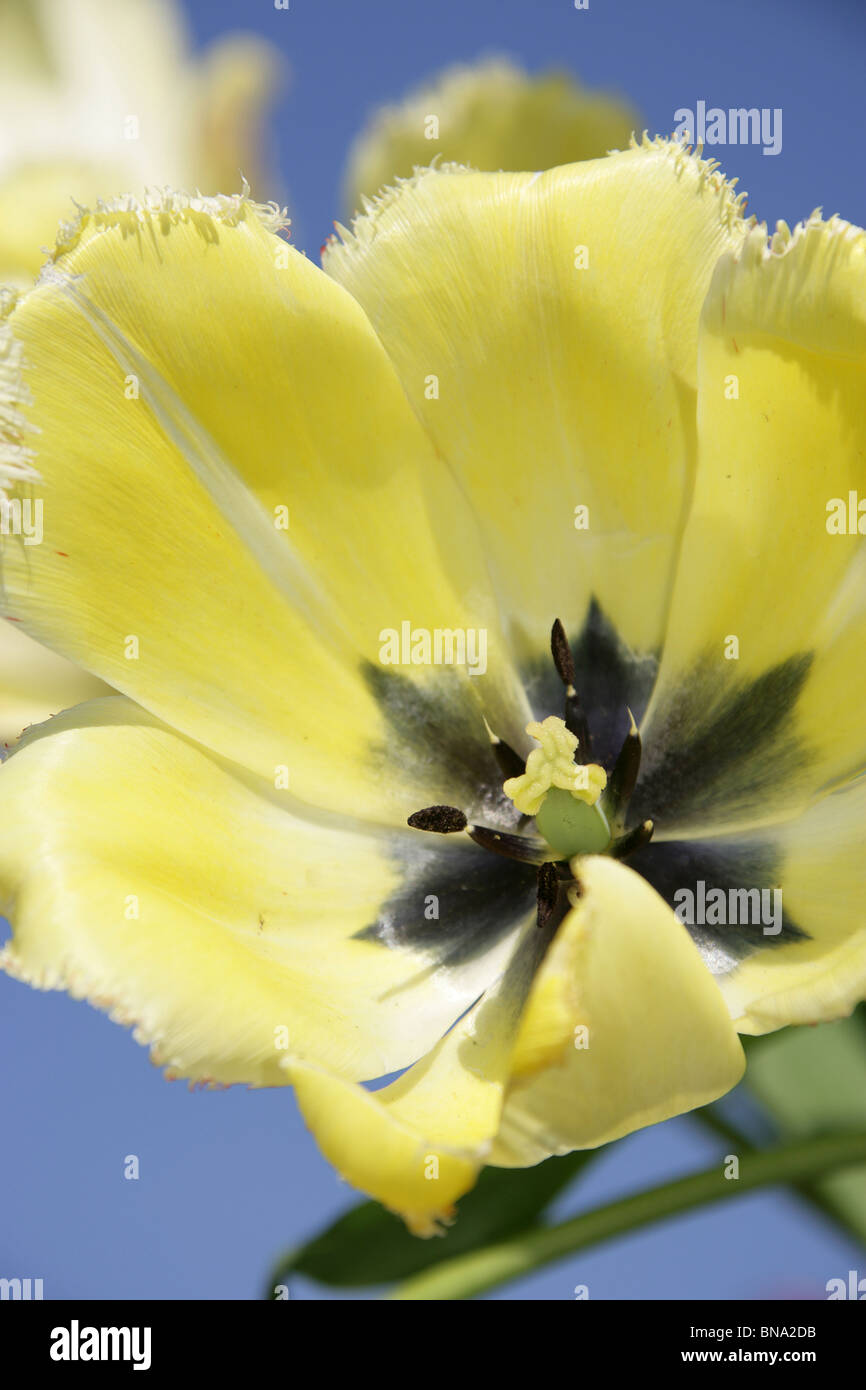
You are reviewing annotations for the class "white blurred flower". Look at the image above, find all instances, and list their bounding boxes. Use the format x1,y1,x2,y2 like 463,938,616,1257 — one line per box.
0,0,283,285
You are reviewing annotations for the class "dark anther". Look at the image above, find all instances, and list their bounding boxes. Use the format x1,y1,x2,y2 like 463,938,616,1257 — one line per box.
551,619,594,761
605,710,642,828
550,618,576,688
490,735,526,781
467,824,552,865
407,804,556,864
407,805,468,833
609,819,654,859
536,861,560,928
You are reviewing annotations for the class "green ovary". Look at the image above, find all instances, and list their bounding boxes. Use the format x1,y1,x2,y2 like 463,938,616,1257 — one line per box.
535,786,611,857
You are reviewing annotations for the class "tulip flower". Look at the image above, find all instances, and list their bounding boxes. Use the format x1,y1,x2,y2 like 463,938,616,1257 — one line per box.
1,139,863,1236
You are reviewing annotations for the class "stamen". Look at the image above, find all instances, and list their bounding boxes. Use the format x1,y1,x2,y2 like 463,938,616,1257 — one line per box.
407,804,552,863
467,824,551,865
490,734,526,782
550,618,576,687
551,619,593,759
609,819,654,859
407,805,468,833
564,689,594,761
604,709,642,830
536,861,559,928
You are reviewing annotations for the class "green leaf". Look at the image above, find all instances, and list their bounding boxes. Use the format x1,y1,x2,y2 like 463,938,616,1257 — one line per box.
746,1008,866,1242
267,1148,598,1293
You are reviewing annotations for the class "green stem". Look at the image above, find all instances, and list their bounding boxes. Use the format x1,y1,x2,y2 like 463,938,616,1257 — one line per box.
389,1129,866,1301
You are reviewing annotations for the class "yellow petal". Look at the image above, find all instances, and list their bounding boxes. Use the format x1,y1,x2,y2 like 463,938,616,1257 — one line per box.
289,1058,479,1236
0,697,516,1085
491,855,745,1165
288,924,545,1233
637,214,866,837
0,190,526,821
326,140,749,677
714,776,866,1033
343,56,639,212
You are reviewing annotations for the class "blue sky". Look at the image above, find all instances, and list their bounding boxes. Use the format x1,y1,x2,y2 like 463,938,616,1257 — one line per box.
189,0,866,250
1,0,865,1300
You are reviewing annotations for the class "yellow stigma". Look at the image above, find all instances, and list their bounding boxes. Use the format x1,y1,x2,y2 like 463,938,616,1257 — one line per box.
503,716,607,816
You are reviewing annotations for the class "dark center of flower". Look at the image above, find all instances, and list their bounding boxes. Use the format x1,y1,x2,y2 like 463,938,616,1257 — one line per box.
408,619,655,927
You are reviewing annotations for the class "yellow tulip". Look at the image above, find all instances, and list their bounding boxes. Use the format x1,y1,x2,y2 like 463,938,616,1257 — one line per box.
343,56,639,213
1,139,864,1235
